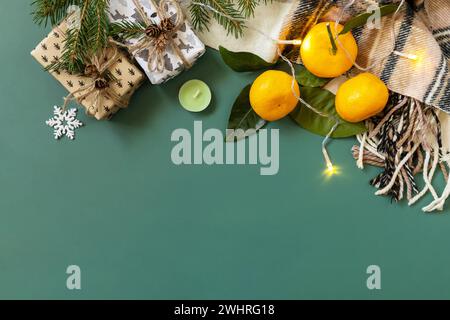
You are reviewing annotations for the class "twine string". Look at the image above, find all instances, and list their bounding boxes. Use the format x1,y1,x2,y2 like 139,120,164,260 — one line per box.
55,17,128,117
120,0,191,73
62,46,129,118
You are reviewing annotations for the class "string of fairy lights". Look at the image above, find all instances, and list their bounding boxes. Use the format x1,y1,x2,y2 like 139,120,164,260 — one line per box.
189,0,420,176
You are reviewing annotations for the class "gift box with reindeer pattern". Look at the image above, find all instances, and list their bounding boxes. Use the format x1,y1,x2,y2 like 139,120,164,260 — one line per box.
108,0,205,84
31,21,144,120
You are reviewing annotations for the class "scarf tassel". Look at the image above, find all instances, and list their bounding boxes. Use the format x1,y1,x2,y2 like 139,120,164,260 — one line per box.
352,93,450,212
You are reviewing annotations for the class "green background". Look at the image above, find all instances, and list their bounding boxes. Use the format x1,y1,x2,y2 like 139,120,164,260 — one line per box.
1,1,450,300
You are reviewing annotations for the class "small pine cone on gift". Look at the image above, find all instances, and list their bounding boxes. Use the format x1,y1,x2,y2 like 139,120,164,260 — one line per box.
94,78,109,90
84,64,100,78
108,0,206,84
159,18,175,33
145,23,162,38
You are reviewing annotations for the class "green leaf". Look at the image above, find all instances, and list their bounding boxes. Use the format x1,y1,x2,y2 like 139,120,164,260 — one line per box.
296,65,330,88
290,87,367,138
219,46,276,72
226,85,266,142
339,4,399,35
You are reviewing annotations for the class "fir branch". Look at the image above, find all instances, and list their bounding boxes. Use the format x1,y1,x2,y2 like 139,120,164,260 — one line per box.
237,0,258,18
32,0,82,26
189,0,271,38
62,0,91,73
210,0,245,38
190,0,246,38
87,0,109,54
110,20,147,40
34,0,111,74
189,0,212,33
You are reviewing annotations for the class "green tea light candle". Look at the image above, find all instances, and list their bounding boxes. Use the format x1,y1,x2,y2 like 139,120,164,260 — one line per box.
179,80,212,112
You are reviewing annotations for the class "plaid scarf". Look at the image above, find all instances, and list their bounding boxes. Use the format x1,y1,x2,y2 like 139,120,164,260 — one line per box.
281,0,450,114
279,0,450,211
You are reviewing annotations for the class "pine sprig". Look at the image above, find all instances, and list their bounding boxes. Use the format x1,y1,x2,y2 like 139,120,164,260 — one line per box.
189,0,271,38
237,0,258,18
32,0,82,26
33,0,110,74
210,0,245,38
88,0,109,54
189,0,212,33
63,0,92,73
190,0,246,38
110,20,147,40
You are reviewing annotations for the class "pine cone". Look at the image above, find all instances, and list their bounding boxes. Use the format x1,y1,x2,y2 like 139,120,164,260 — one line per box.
84,64,100,79
94,78,109,90
159,18,175,32
145,23,162,38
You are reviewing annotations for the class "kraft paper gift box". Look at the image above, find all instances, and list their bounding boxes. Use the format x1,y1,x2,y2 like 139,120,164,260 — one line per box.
31,21,145,120
108,0,206,84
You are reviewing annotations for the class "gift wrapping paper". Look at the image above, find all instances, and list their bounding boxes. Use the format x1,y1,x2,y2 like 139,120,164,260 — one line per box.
108,0,205,84
31,21,145,120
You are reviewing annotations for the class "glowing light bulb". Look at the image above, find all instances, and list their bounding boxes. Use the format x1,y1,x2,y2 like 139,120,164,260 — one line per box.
324,161,339,177
277,39,302,45
327,163,334,173
393,51,418,61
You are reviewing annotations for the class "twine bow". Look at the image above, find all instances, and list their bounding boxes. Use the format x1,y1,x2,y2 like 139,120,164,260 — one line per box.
62,46,129,119
128,0,191,73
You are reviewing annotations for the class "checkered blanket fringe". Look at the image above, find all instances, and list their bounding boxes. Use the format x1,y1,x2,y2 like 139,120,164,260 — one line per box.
352,92,450,212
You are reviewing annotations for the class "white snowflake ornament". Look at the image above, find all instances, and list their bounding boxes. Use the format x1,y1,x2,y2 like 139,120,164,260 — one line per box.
46,106,83,140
